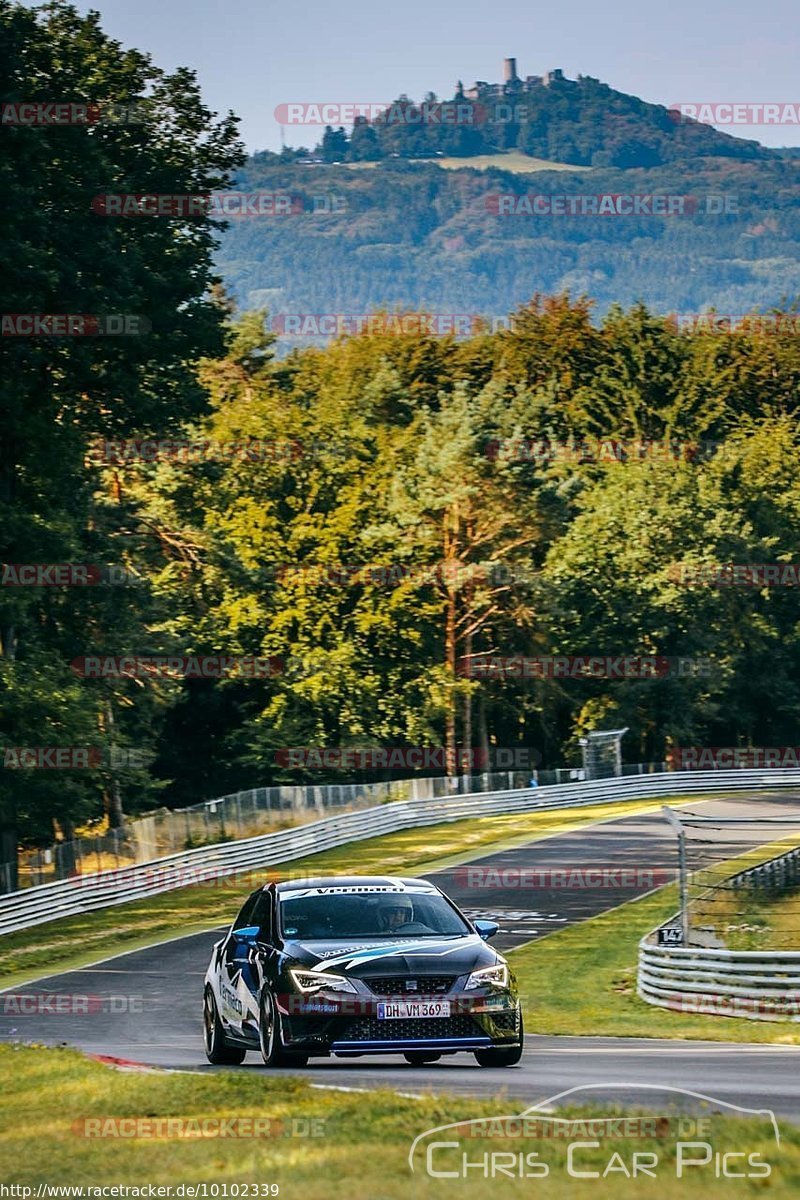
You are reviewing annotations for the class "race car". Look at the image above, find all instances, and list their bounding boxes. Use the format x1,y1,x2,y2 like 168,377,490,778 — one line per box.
203,875,523,1067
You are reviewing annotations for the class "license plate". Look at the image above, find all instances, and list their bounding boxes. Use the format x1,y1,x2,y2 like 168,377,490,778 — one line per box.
377,1000,450,1019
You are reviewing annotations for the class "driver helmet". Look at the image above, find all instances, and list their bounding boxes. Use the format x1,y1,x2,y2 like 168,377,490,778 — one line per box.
382,894,414,928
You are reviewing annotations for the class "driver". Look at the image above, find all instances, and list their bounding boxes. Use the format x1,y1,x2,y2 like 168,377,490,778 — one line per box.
379,895,415,932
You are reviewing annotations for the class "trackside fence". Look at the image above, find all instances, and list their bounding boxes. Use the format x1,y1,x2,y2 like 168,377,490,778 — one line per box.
1,768,798,937
7,765,602,892
639,842,800,1021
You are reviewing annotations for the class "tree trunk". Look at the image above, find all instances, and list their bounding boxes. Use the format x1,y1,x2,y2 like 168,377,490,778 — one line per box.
0,829,18,892
57,818,78,878
0,626,17,660
1,432,19,661
463,624,472,781
445,589,457,776
477,691,490,777
462,545,474,781
103,700,125,829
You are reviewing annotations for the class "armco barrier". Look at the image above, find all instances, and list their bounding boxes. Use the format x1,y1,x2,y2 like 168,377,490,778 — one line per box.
2,768,799,937
731,846,800,894
639,842,800,1021
638,943,800,1021
10,767,555,891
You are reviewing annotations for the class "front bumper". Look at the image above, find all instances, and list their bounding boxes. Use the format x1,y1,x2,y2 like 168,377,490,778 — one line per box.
275,989,522,1055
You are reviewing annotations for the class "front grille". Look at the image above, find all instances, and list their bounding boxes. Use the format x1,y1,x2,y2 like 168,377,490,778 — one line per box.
283,1016,331,1040
340,1014,481,1041
492,1010,519,1032
364,975,457,996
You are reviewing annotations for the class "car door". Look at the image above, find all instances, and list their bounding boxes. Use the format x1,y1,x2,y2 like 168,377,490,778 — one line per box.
246,888,279,1022
218,890,260,1036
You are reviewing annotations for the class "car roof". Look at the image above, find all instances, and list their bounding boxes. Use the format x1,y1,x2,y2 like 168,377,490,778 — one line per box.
273,875,438,894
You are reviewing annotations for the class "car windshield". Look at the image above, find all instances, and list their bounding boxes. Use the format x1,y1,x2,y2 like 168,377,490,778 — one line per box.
278,890,471,939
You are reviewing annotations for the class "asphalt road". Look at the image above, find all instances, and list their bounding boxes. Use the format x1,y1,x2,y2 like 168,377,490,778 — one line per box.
4,793,800,1120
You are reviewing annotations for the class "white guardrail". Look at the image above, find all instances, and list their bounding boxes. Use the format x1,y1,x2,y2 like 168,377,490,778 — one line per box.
639,840,800,1022
638,943,800,1022
2,768,799,938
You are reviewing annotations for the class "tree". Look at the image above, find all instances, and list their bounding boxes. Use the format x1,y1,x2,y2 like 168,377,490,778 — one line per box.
349,117,381,161
319,125,348,162
0,0,243,847
386,386,542,772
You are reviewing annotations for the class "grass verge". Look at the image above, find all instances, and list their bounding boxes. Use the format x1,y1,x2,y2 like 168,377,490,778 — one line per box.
721,886,800,951
685,834,800,952
508,880,800,1044
0,796,671,988
0,1043,797,1197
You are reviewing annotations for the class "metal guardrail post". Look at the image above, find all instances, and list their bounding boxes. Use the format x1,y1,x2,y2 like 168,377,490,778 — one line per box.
662,805,690,945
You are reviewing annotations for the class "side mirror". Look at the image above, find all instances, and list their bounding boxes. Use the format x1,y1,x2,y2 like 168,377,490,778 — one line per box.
474,919,500,941
232,925,259,944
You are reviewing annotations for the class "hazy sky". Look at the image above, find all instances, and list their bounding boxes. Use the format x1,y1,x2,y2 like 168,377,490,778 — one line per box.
24,0,800,151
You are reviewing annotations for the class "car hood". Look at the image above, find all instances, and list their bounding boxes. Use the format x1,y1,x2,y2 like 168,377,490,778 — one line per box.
281,934,500,977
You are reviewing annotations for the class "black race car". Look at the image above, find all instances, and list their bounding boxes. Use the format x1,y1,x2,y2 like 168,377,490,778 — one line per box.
203,875,523,1067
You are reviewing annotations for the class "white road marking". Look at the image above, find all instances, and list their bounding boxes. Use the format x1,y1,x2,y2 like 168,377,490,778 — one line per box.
0,927,226,994
526,1045,800,1055
70,969,208,975
310,1083,425,1099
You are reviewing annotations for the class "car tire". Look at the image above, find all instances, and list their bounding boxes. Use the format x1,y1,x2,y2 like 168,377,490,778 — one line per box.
259,987,309,1068
473,1013,524,1068
203,987,247,1065
403,1052,442,1066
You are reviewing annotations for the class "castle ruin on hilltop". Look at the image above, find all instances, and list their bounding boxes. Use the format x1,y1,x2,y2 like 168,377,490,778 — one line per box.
459,60,566,101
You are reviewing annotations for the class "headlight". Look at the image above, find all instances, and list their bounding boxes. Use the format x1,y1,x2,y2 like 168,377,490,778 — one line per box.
464,963,509,990
289,968,357,994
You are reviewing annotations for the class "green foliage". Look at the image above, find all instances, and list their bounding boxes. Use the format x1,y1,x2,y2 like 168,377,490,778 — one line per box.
216,155,800,320
0,0,243,842
5,3,800,851
122,300,800,805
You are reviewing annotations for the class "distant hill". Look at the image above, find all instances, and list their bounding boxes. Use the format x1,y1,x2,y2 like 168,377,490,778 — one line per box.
272,61,774,170
216,66,797,335
215,153,800,333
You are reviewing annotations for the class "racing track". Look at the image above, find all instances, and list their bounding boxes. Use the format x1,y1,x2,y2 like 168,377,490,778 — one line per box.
4,793,800,1119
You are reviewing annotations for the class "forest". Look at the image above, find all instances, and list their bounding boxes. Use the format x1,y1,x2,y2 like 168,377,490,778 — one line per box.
217,155,800,321
3,1,800,856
